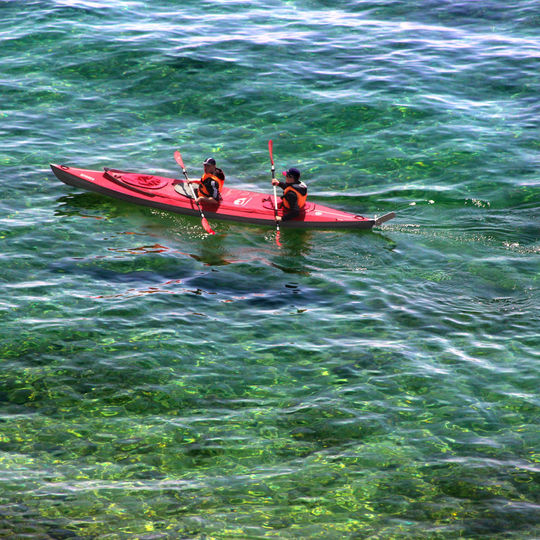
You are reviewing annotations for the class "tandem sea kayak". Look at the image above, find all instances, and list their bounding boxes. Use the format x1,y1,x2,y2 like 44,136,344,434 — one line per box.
50,164,395,230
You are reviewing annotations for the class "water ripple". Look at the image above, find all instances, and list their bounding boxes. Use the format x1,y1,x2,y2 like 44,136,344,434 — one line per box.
1,1,539,537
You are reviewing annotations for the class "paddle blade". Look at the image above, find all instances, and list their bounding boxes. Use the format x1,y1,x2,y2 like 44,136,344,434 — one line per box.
275,230,281,247
174,150,185,169
201,217,216,235
268,140,274,165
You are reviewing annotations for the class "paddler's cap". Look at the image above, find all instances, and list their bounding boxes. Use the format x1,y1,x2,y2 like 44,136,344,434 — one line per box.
282,167,301,181
203,157,216,166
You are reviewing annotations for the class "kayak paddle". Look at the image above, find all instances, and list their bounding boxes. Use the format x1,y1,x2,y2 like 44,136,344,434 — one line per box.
174,150,215,235
268,140,281,246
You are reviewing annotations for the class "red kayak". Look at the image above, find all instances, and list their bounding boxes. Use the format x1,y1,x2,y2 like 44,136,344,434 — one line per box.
50,164,395,229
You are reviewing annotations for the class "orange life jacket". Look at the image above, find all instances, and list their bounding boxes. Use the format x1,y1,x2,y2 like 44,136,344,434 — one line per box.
282,183,307,210
198,173,224,198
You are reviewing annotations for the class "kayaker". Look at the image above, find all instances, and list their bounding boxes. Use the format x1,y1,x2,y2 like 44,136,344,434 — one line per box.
189,157,225,204
271,167,307,221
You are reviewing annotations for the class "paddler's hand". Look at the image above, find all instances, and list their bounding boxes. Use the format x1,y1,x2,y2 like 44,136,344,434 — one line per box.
275,216,282,222
271,179,279,186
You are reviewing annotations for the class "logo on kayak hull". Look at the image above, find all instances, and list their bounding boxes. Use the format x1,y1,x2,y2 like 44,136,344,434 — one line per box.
233,197,252,206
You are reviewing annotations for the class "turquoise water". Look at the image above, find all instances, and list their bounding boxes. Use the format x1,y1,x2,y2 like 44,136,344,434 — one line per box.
1,1,539,538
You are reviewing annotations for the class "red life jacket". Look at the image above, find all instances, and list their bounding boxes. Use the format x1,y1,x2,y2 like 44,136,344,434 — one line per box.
198,173,224,198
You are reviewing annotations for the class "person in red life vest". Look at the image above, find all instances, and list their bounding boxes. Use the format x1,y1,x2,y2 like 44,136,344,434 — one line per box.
271,167,307,221
189,157,225,204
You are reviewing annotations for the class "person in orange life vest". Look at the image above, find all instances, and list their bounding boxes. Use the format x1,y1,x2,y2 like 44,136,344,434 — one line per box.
189,157,225,204
271,167,307,221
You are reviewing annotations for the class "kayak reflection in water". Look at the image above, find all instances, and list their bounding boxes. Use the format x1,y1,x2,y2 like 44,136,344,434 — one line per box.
189,157,226,205
271,167,308,222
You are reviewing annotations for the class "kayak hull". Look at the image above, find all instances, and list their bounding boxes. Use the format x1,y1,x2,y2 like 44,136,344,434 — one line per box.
50,164,385,230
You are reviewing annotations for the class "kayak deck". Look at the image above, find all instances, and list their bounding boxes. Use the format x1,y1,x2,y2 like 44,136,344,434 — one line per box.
50,164,393,230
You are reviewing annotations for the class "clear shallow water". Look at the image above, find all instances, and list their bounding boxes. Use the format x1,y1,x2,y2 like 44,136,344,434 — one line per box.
1,1,539,538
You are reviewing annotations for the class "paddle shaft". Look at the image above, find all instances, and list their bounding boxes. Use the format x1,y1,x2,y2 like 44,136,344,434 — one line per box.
268,140,281,244
174,151,215,234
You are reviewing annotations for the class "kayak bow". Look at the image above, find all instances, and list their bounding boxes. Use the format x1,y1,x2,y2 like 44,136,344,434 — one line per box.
50,164,394,230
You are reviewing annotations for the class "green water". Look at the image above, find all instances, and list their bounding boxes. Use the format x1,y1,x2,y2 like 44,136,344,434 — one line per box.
1,1,539,538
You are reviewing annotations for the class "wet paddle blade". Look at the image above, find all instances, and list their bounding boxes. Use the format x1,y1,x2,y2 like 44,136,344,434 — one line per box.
201,217,216,235
174,150,185,170
275,230,281,247
268,140,274,165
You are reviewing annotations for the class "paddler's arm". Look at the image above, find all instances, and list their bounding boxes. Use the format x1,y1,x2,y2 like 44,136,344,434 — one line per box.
271,179,286,189
195,196,217,204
